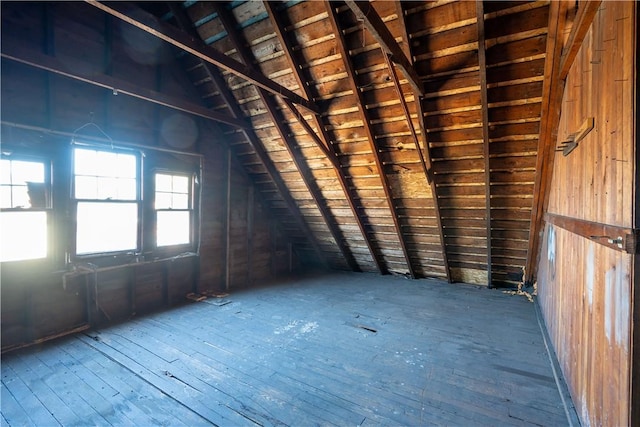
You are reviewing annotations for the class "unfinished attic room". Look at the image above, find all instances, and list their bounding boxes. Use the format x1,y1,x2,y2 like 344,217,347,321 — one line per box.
1,0,638,425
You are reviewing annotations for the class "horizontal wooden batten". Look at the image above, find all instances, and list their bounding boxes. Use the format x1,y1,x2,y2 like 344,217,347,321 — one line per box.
85,1,321,115
545,213,639,254
1,45,248,129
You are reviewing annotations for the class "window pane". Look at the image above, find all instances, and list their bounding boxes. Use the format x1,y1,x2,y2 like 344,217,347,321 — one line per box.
12,161,44,184
116,154,137,178
117,178,137,200
1,186,12,208
74,149,98,175
156,174,172,192
172,194,189,209
96,151,119,177
76,202,138,254
155,192,172,209
12,186,30,208
75,176,98,199
1,211,47,261
172,175,189,193
157,211,190,246
97,177,118,199
1,160,11,184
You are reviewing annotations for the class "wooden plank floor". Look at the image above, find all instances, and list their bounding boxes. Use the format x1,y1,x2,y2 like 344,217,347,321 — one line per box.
1,272,569,426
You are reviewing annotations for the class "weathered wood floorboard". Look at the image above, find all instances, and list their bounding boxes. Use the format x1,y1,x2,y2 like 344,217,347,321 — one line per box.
2,272,569,426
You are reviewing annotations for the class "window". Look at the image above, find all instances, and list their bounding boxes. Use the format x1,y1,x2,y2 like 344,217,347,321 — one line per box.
1,158,48,262
155,172,191,247
73,147,139,255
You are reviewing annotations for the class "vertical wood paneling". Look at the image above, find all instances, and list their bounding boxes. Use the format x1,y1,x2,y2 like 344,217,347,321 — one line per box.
537,3,635,425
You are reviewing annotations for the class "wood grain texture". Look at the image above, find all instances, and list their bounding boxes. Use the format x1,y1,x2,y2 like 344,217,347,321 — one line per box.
536,3,635,425
2,272,570,426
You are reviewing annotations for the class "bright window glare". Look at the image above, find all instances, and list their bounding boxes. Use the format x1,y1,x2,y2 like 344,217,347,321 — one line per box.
157,211,190,246
1,211,47,261
12,160,44,184
76,202,138,254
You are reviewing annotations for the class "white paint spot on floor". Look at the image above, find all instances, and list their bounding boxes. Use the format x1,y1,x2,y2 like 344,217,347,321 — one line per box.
299,322,318,334
274,320,299,335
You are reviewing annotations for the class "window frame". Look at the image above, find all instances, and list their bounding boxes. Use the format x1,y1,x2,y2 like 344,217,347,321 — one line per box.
0,154,53,263
71,145,142,259
152,169,195,252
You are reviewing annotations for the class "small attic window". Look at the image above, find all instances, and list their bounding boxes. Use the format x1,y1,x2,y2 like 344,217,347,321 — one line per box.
154,172,191,247
1,158,49,262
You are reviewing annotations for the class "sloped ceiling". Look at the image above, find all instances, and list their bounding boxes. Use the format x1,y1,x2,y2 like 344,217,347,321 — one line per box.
91,0,557,287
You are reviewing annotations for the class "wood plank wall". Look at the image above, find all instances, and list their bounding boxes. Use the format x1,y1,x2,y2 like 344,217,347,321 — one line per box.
536,2,635,425
0,2,298,353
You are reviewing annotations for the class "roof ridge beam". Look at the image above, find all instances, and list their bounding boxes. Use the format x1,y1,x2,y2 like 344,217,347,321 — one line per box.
85,1,321,115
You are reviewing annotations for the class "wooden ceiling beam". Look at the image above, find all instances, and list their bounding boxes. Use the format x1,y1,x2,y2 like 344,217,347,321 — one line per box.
0,43,248,130
382,51,452,283
393,2,412,60
211,2,361,271
85,1,321,115
391,1,452,282
343,0,424,97
525,0,570,283
476,1,493,287
328,1,417,278
264,0,387,274
168,3,331,268
558,1,602,80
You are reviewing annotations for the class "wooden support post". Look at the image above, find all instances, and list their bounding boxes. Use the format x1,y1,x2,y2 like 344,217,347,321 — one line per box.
632,7,640,421
225,148,232,291
327,1,413,277
476,1,493,287
130,266,136,317
247,186,254,287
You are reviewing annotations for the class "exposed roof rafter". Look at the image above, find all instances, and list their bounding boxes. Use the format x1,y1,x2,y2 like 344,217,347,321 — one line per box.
328,1,417,278
476,0,493,287
265,0,387,274
527,0,601,283
381,50,452,283
168,2,331,268
343,0,424,97
211,1,361,272
526,0,570,283
85,0,321,115
559,1,602,80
